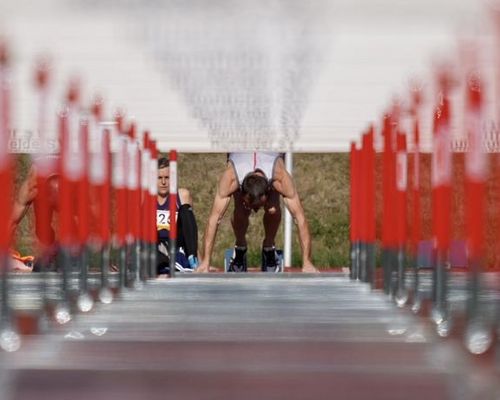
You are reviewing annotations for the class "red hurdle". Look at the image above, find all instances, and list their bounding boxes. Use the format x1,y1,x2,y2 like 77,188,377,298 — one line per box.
168,149,178,277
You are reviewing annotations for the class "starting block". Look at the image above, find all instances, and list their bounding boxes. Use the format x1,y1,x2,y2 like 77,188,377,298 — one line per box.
224,249,284,273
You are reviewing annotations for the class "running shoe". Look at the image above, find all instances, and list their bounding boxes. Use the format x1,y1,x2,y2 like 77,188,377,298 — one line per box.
228,246,247,272
262,246,280,272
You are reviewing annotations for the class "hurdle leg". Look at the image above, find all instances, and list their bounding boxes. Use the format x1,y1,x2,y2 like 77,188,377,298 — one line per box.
0,253,21,352
359,242,367,282
118,245,127,289
99,244,113,304
350,242,360,280
432,250,451,337
464,258,493,354
385,247,398,297
395,246,408,306
76,245,93,313
169,238,176,278
54,247,72,325
149,243,157,279
131,240,143,289
382,248,391,295
139,241,149,281
37,256,52,333
411,256,421,314
365,242,375,288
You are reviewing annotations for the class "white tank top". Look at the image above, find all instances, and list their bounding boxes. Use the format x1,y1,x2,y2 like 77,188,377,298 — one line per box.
228,152,281,186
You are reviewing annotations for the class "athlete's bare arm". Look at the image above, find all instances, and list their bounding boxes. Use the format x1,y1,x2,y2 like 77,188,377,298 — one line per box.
272,158,318,273
11,167,38,229
196,165,239,272
178,188,192,206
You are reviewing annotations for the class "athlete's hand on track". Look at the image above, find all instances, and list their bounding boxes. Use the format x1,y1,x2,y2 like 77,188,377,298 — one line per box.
302,263,319,273
195,261,210,273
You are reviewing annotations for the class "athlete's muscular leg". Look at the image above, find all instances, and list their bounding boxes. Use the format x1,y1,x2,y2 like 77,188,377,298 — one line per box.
263,189,281,248
232,191,251,247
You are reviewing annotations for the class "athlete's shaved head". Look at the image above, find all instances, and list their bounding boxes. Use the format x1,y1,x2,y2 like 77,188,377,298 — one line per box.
241,173,269,209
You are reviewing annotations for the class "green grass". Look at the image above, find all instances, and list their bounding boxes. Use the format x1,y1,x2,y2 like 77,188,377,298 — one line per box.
16,150,500,270
12,153,352,270
14,154,36,256
22,150,500,271
176,153,351,268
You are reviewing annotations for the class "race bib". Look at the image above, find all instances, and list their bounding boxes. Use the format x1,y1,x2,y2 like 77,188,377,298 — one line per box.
157,210,178,231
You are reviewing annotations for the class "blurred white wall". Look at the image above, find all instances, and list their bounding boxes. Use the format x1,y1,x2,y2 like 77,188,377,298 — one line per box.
0,0,491,152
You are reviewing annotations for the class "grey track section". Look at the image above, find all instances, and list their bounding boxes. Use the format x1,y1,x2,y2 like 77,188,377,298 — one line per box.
1,273,499,400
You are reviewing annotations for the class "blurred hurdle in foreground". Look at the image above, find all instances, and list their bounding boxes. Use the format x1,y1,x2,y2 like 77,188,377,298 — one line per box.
0,39,175,351
349,27,500,355
0,39,17,351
